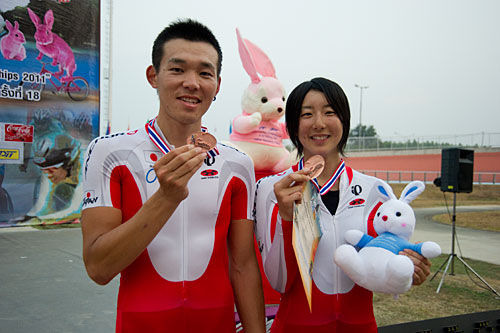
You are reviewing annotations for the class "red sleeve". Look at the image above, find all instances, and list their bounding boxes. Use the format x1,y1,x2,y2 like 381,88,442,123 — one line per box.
230,177,249,221
280,218,300,292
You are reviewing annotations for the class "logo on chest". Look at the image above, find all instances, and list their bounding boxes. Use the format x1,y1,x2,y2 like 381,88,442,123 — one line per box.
348,198,365,208
145,151,159,167
200,169,219,180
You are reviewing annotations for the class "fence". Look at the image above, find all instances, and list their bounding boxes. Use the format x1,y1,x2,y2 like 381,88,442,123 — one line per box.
346,132,500,152
359,170,499,185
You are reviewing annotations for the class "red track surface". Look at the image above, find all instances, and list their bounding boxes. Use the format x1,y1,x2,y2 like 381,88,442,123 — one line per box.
343,152,500,183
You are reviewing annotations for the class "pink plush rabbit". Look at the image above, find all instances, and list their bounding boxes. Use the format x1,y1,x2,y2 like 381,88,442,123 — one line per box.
1,20,26,61
229,29,291,177
27,8,76,83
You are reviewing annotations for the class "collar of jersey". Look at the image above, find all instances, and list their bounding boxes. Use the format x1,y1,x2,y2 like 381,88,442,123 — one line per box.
145,117,219,157
297,158,345,196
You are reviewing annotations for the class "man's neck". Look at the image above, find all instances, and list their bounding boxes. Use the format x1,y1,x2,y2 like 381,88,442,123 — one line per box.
155,113,202,148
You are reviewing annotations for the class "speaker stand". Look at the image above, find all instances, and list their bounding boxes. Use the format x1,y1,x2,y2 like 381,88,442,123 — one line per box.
430,192,500,297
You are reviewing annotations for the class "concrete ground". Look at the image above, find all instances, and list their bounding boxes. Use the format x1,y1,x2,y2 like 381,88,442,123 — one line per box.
0,205,498,332
0,227,118,333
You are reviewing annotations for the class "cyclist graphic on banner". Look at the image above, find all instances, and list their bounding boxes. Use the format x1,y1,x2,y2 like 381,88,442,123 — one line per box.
14,109,84,223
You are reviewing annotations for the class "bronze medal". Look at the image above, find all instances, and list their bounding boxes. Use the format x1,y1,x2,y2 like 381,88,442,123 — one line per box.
187,132,217,152
304,155,325,179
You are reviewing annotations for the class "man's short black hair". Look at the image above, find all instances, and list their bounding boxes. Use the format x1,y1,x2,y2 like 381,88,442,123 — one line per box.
285,77,351,156
152,19,222,76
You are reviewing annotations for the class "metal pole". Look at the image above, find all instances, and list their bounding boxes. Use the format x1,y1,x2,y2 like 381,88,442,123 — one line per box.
355,84,369,150
451,191,457,275
432,190,500,297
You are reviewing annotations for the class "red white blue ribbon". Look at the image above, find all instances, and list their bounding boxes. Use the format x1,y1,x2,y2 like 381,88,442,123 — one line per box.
146,118,219,157
298,158,345,196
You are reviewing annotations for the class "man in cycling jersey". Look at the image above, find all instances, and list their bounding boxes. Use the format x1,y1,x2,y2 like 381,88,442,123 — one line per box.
81,19,265,332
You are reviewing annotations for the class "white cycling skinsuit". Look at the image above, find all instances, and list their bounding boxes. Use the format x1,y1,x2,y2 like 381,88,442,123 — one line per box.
254,159,381,332
83,120,255,332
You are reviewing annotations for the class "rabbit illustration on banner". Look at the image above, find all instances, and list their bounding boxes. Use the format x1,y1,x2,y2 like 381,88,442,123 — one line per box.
229,28,291,178
1,20,26,61
27,8,76,83
334,180,441,296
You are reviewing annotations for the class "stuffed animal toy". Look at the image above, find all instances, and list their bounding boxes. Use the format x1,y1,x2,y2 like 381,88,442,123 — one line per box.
27,8,76,83
334,180,441,295
1,20,26,61
229,29,291,178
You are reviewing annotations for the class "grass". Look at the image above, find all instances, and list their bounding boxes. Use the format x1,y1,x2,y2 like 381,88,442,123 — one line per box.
390,183,500,208
374,255,500,327
373,183,500,327
433,211,500,232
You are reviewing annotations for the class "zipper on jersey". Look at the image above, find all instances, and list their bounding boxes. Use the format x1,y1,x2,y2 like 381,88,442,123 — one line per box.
331,212,339,290
182,200,188,302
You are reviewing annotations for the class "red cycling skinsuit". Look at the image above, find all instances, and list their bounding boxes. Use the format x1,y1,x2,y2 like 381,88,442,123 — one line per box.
82,121,255,333
254,160,381,332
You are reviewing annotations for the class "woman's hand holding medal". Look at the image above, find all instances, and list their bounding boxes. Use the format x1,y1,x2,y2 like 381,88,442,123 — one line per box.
273,155,325,221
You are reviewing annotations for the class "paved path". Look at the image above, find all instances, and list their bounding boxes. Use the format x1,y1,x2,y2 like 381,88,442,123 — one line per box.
412,205,500,265
0,206,497,332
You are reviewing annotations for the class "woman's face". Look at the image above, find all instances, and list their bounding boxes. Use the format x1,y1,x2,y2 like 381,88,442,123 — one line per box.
298,90,343,160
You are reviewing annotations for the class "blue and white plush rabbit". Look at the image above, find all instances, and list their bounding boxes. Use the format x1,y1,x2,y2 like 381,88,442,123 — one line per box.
334,180,441,295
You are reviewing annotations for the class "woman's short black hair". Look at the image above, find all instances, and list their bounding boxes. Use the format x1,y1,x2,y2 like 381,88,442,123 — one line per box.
152,18,223,76
285,77,351,156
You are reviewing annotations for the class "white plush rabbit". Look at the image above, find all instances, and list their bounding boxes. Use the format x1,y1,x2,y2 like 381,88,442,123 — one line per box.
229,28,291,176
334,180,441,295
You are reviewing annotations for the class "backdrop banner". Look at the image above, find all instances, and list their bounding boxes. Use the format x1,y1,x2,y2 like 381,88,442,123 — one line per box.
0,0,99,226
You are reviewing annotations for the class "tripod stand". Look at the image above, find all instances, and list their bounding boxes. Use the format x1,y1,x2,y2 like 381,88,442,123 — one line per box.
430,192,500,297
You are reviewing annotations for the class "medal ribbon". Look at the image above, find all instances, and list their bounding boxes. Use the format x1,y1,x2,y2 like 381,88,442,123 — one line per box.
145,118,219,156
298,158,345,196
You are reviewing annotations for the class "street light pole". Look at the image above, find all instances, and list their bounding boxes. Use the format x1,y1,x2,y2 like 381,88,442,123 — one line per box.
354,84,369,150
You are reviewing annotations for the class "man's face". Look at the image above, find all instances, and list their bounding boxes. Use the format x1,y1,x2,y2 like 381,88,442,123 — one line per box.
147,39,221,126
43,167,68,184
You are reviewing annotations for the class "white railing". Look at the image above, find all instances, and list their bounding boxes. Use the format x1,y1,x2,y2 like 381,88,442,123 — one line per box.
346,132,500,152
359,170,499,185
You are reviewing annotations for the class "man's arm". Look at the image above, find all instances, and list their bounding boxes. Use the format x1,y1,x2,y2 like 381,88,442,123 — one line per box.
228,219,265,333
81,145,206,285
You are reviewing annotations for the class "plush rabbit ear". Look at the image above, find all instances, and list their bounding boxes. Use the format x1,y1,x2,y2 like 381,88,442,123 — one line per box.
27,8,40,26
14,21,19,30
44,10,54,30
243,38,276,78
363,179,396,224
400,181,425,204
5,20,13,31
236,28,260,84
375,179,397,201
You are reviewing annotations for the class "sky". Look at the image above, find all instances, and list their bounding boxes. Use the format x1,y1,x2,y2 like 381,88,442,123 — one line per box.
109,0,500,144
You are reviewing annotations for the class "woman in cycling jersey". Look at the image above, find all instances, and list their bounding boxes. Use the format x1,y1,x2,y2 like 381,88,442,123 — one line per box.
254,77,431,332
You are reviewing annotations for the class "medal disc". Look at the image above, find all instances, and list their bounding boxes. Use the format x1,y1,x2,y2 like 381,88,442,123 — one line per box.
304,155,325,179
187,132,217,152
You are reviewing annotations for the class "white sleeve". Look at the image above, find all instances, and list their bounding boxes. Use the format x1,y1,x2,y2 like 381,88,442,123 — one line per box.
81,136,115,210
254,176,289,293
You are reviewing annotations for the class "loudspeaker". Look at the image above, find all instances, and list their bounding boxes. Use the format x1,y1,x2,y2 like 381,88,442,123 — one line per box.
440,148,474,193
